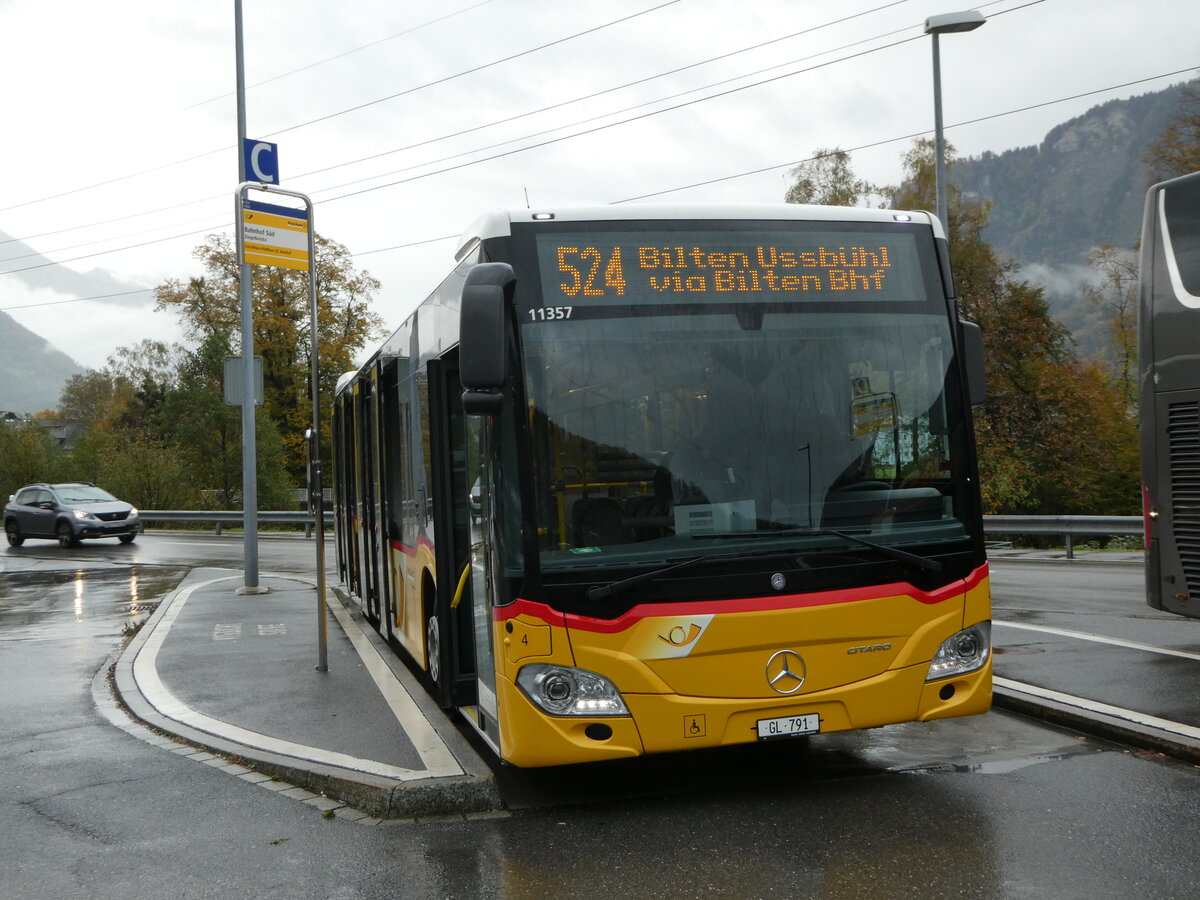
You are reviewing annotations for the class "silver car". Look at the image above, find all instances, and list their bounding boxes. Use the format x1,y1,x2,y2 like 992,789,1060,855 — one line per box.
4,483,140,547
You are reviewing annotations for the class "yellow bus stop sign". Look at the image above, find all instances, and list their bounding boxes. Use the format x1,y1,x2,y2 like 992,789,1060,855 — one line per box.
241,199,309,270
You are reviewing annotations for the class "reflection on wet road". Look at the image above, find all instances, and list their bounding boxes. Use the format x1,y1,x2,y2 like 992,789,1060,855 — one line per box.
1,535,1199,898
0,566,189,642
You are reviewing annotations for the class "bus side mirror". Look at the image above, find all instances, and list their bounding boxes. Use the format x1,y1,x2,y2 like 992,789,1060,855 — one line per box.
959,320,986,406
460,262,516,415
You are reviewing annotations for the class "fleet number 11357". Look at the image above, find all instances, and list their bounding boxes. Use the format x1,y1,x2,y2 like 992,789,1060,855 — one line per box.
527,306,574,321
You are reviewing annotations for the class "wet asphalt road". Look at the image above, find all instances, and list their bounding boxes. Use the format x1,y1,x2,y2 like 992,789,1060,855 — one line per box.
1,533,1198,898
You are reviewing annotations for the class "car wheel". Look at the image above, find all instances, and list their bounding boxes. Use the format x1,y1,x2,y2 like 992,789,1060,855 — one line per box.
119,533,136,544
56,522,78,548
5,520,23,547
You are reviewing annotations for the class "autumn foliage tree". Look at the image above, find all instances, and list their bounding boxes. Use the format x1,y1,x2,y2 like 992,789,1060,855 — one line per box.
785,147,878,207
154,233,385,480
890,139,1139,514
786,140,1140,514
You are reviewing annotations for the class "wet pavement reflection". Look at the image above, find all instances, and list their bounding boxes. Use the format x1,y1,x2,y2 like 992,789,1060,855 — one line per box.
0,566,188,642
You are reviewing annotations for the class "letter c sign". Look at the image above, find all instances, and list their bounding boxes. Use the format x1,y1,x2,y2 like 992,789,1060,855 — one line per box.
243,139,279,184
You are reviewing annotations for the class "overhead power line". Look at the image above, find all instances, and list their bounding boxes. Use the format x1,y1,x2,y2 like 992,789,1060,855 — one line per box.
0,0,909,250
1,23,927,272
265,0,684,139
183,0,499,110
613,64,1200,203
3,63,1196,313
0,0,682,217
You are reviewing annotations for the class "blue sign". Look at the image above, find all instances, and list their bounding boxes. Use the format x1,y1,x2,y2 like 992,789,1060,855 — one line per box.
243,139,279,184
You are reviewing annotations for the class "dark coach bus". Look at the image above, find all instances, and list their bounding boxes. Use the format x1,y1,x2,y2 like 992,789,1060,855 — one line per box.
1139,170,1200,619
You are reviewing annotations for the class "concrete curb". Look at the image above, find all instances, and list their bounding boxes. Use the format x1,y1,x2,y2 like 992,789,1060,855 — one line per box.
992,684,1200,767
111,569,501,819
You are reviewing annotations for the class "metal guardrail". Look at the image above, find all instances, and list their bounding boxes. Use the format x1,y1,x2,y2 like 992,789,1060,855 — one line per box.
139,511,1141,554
983,515,1141,558
140,510,332,538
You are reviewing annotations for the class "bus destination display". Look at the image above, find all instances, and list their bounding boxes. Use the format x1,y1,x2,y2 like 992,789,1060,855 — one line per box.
534,229,924,314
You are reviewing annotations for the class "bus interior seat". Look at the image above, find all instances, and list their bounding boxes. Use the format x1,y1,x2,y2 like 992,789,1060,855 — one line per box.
571,497,627,547
624,492,670,541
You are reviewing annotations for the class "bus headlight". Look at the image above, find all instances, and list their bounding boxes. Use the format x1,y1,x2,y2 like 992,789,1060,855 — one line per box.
516,664,630,717
926,622,991,681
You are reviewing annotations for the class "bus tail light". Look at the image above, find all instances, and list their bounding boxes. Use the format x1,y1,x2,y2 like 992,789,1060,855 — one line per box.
925,622,991,681
517,664,630,717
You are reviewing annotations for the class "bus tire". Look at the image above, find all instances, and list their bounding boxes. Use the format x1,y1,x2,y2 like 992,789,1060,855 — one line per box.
426,614,441,685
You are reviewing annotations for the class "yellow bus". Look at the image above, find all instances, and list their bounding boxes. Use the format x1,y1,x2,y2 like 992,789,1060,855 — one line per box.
331,205,991,767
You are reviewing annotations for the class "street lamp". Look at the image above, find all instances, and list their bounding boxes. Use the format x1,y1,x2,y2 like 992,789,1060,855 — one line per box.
925,9,986,231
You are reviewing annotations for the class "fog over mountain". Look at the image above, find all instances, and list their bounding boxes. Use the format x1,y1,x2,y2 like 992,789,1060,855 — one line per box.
0,309,84,415
0,228,148,414
953,81,1190,352
0,228,150,306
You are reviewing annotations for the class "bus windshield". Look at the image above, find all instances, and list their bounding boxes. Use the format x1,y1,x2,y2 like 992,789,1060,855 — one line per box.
515,222,972,574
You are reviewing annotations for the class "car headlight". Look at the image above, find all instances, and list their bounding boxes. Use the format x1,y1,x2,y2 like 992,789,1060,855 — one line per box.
926,622,991,681
128,507,139,517
72,509,97,520
516,664,630,717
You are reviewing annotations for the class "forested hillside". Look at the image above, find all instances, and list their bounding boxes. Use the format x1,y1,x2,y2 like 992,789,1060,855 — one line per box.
954,83,1187,267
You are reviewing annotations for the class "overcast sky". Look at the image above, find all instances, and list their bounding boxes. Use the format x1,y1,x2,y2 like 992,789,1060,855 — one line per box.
0,0,1196,369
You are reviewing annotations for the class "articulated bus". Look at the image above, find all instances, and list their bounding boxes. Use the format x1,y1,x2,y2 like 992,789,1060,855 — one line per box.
1140,170,1200,619
331,204,992,767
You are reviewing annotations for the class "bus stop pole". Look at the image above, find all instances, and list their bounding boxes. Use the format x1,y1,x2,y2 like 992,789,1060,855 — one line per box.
305,207,329,673
234,0,262,594
234,181,326,669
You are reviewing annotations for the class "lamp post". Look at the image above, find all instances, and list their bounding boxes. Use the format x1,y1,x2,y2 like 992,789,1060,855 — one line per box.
925,9,986,231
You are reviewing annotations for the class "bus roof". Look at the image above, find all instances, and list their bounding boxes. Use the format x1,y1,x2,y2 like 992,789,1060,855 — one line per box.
456,204,942,261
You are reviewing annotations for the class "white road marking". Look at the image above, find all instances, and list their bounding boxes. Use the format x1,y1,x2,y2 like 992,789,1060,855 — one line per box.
994,676,1200,742
994,620,1200,661
132,574,463,781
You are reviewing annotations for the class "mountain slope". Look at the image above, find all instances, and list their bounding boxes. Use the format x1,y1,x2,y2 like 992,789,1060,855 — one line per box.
0,310,84,415
954,83,1187,265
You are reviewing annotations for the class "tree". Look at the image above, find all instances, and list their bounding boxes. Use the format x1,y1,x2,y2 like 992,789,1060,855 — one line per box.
57,370,136,430
1145,78,1200,183
66,427,199,510
154,233,385,479
883,139,1139,515
0,420,58,499
1079,245,1139,410
151,333,293,509
785,147,877,207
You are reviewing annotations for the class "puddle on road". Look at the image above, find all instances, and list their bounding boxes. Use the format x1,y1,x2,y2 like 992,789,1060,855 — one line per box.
0,566,188,642
893,750,1095,777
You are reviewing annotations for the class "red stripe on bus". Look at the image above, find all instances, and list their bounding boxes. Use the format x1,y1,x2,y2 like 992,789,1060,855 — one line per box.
388,536,435,558
495,564,988,634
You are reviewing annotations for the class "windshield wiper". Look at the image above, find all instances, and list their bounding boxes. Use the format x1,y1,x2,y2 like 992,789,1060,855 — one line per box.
697,527,943,574
584,545,804,602
585,555,711,603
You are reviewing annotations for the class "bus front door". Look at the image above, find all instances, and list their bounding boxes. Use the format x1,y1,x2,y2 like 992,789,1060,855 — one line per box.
427,356,480,709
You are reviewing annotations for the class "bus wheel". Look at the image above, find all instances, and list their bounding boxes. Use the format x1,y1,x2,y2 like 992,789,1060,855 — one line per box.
426,615,441,684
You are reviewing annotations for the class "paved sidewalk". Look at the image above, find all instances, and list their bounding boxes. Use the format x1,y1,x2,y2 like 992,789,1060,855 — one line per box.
113,568,500,819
